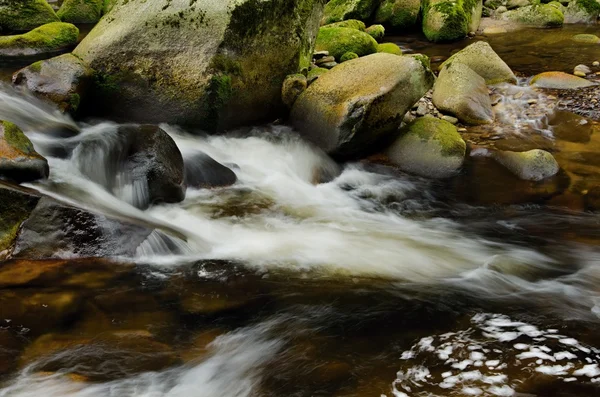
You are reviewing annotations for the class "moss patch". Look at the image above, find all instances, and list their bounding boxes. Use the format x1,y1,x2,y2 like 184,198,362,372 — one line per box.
340,51,359,62
322,19,366,30
0,22,79,55
322,0,379,24
0,0,60,31
404,116,466,157
375,0,421,29
502,4,564,27
376,42,402,55
58,0,104,24
1,121,35,155
366,24,385,41
315,26,378,60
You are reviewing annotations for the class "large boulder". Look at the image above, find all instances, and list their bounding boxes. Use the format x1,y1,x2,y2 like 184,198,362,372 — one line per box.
57,0,104,24
432,62,494,125
530,71,596,89
501,4,564,27
73,0,325,130
422,0,483,42
0,22,79,57
321,0,379,24
564,0,600,24
314,26,378,61
386,116,466,178
375,0,421,30
0,121,49,183
12,54,93,115
440,41,516,84
290,53,435,157
74,125,185,209
0,0,60,31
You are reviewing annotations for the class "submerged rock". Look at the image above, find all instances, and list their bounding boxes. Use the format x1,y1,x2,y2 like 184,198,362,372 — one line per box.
0,121,49,183
0,22,79,57
184,151,237,189
386,116,467,178
530,71,596,89
441,41,517,85
422,0,483,42
432,63,494,125
290,53,435,158
74,0,324,129
572,33,600,44
57,0,104,24
315,26,378,61
0,0,60,31
13,53,93,115
563,0,600,24
321,0,379,24
375,0,421,30
492,149,560,181
501,4,564,28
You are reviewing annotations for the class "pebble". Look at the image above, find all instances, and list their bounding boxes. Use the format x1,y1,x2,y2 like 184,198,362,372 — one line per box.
574,64,591,75
313,51,330,60
315,56,335,66
320,62,338,69
593,61,600,67
458,127,468,132
574,71,587,77
430,56,447,63
548,95,557,100
514,91,524,99
527,99,538,104
416,102,428,116
441,115,459,124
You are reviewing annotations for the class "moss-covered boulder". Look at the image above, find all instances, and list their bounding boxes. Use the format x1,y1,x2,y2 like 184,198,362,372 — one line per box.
530,71,596,89
0,121,49,183
377,42,403,55
572,33,600,44
281,73,307,107
422,0,483,42
501,4,564,27
321,0,379,24
322,19,366,30
432,62,494,125
73,0,325,130
386,116,466,178
57,0,104,24
13,54,93,114
0,22,78,57
563,0,600,24
492,149,559,181
0,182,41,256
340,51,359,61
290,52,435,157
315,26,378,61
441,41,517,84
0,0,60,32
375,0,421,30
366,24,385,41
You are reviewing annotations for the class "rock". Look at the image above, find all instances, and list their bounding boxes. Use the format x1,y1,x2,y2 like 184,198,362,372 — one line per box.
422,0,483,42
496,5,508,13
340,51,359,62
316,55,336,65
0,0,60,31
416,102,428,116
308,66,328,84
572,34,600,44
377,42,403,55
315,26,378,61
574,65,590,76
12,54,93,115
313,50,330,59
75,125,185,209
385,116,466,178
0,182,40,255
183,151,238,189
507,0,530,9
321,61,338,69
282,74,307,108
375,0,421,30
0,22,79,57
441,41,517,84
432,63,494,125
548,110,593,143
321,19,366,31
594,61,600,67
484,0,502,9
57,0,103,23
563,0,600,24
0,121,49,183
492,149,559,181
442,115,459,124
530,71,596,89
501,4,564,28
74,0,324,130
366,24,385,41
291,53,435,157
321,0,379,24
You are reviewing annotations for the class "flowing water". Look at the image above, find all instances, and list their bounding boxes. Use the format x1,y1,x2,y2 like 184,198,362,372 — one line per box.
2,28,600,397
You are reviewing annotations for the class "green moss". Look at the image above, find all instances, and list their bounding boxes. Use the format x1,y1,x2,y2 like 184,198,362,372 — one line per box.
409,53,432,71
422,0,481,42
315,26,378,60
322,0,379,24
2,121,35,155
322,19,366,30
69,93,81,112
103,0,117,14
405,116,466,157
366,24,385,41
572,33,600,43
203,74,233,132
58,0,104,24
0,185,40,253
376,42,402,55
576,0,600,14
0,22,79,54
340,51,359,62
375,0,420,29
502,4,564,27
29,61,43,73
308,66,328,81
0,0,60,31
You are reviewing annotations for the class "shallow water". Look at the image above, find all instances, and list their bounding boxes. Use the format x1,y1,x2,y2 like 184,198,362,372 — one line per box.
2,25,600,397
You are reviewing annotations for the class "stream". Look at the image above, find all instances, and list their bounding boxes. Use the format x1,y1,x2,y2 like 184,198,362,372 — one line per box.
1,27,600,397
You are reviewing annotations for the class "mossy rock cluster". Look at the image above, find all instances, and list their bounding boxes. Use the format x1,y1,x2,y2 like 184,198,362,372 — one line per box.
0,0,60,32
58,0,104,24
501,4,564,27
321,0,379,24
422,0,483,42
375,0,422,30
0,22,79,57
564,0,600,24
315,26,379,60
